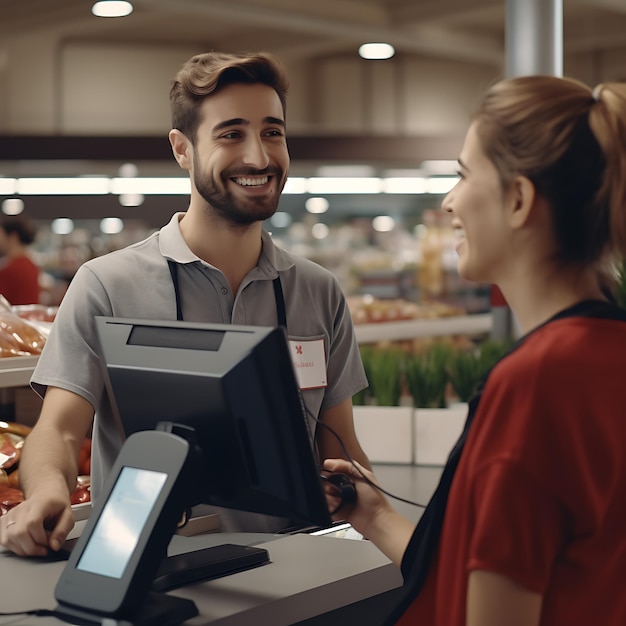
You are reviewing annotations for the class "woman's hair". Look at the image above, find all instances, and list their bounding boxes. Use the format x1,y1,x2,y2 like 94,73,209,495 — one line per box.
0,214,37,245
473,75,626,279
170,50,289,142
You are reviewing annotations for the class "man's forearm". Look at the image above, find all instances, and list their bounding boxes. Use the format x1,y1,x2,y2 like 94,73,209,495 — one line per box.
19,424,80,499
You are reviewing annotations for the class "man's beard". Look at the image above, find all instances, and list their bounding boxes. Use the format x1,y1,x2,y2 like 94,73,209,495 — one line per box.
194,166,285,226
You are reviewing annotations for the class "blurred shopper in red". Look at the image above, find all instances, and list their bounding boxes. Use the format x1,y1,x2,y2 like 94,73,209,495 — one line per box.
0,215,41,305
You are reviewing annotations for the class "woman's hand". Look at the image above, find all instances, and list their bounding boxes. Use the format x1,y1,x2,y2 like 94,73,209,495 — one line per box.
322,459,392,534
322,458,417,568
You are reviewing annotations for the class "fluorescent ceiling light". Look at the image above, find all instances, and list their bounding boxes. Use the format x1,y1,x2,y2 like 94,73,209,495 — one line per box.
426,177,459,194
283,177,307,194
0,179,17,195
119,193,144,207
16,177,110,195
372,216,395,232
383,177,428,194
92,1,133,18
316,165,375,177
2,198,25,215
0,175,457,198
110,177,190,195
307,177,383,194
359,43,395,60
305,197,329,214
100,217,124,234
51,218,74,235
118,162,138,177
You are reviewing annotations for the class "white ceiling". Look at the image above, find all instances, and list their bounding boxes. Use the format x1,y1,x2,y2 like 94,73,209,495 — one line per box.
2,0,626,77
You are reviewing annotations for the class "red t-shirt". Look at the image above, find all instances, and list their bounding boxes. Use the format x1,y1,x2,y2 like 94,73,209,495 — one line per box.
398,315,626,625
0,255,40,305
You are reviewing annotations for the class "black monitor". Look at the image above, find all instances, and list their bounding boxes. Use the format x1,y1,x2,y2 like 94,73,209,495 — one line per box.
94,316,332,529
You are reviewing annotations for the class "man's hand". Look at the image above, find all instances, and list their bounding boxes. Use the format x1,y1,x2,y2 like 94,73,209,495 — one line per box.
0,491,74,557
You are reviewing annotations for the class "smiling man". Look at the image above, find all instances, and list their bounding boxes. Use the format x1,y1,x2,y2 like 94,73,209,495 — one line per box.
0,51,370,556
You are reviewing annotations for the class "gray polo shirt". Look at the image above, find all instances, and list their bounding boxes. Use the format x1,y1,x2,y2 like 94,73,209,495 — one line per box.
31,213,366,531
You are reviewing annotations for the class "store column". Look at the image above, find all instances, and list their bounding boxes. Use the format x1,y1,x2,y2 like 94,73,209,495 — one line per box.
491,0,563,340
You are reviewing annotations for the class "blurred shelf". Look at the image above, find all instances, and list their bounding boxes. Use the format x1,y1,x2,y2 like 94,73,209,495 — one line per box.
0,355,39,388
354,313,492,344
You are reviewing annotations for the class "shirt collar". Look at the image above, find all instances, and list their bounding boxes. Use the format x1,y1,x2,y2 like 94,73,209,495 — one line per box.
159,212,295,274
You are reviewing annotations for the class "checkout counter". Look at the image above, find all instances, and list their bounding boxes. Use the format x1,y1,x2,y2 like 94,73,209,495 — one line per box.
0,529,404,625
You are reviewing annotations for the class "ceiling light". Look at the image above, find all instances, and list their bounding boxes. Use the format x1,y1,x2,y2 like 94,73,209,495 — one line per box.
383,178,428,194
119,193,144,207
2,198,25,215
92,1,134,18
283,178,307,194
305,197,329,214
51,218,74,235
110,177,189,194
0,178,17,195
316,165,375,177
358,43,395,60
372,216,395,232
307,178,382,194
426,177,459,194
118,162,138,177
100,217,124,234
312,223,330,240
16,177,110,195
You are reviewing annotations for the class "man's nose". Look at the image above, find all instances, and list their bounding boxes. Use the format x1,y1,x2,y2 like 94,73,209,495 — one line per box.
242,136,270,169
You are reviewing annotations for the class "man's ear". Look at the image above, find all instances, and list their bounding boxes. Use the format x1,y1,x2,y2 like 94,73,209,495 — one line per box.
169,129,192,171
509,175,537,229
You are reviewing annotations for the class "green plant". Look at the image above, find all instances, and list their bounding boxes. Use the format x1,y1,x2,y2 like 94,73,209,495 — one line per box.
365,347,404,407
447,339,511,402
477,339,511,376
404,343,452,408
447,349,481,403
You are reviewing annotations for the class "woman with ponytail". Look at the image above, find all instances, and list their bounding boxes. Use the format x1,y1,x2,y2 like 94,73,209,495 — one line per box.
324,76,626,626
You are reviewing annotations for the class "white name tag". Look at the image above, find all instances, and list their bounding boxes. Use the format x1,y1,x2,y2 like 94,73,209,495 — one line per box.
289,338,328,390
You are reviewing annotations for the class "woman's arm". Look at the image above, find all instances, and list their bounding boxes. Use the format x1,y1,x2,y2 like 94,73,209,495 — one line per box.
322,457,415,567
467,570,542,626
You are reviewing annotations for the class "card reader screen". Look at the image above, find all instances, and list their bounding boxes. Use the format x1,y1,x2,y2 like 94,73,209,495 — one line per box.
76,466,168,579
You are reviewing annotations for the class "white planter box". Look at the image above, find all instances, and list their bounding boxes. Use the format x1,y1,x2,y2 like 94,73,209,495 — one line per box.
414,404,468,466
353,405,414,464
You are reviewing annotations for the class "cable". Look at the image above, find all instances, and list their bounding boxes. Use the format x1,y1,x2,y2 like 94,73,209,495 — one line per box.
308,408,428,509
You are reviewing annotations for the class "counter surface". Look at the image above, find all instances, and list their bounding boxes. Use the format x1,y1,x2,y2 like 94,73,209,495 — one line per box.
0,532,403,625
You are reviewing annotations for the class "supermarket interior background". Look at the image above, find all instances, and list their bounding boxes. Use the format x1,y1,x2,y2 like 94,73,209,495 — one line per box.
1,0,626,328
2,4,626,623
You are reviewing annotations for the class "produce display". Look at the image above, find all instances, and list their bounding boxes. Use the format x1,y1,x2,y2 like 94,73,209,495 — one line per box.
0,421,91,516
0,309,48,357
347,295,466,325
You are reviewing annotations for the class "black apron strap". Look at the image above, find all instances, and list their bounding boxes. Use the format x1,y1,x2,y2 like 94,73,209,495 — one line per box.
168,259,287,331
273,276,287,330
167,260,183,321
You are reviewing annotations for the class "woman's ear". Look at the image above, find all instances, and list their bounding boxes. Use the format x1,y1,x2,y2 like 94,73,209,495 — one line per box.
509,175,537,229
169,129,192,171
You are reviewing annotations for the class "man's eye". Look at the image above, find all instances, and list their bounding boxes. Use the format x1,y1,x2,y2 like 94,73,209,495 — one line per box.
221,131,241,139
265,129,284,137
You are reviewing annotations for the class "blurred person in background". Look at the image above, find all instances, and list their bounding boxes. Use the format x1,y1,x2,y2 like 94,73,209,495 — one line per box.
0,214,41,306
